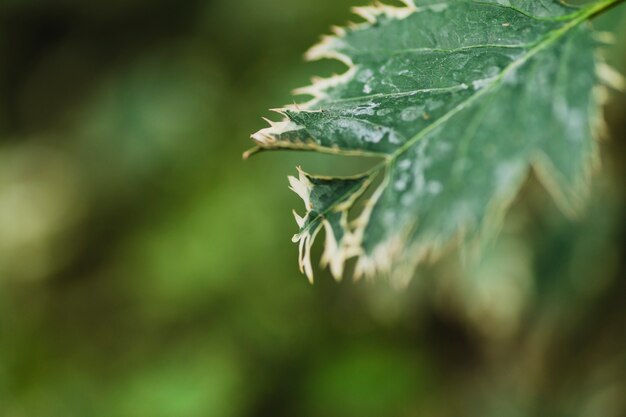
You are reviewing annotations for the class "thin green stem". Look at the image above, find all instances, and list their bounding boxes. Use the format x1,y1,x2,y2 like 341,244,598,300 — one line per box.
582,0,626,18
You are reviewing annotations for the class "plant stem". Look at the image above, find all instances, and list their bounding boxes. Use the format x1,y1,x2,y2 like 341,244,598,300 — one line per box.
584,0,626,19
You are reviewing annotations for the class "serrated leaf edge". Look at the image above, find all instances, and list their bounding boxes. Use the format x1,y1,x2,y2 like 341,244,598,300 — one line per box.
289,167,374,282
250,0,623,283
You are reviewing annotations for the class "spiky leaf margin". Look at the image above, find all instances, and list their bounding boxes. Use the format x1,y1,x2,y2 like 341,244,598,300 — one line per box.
247,0,625,284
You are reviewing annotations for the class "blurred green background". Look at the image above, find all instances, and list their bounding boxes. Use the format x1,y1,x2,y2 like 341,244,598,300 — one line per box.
0,1,625,416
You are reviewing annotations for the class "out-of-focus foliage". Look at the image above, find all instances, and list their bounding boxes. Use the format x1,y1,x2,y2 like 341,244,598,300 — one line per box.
0,1,625,416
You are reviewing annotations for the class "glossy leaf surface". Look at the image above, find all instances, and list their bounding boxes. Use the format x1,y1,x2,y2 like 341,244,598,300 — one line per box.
250,0,619,283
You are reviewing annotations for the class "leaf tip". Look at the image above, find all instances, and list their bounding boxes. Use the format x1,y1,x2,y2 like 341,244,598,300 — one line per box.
242,146,262,160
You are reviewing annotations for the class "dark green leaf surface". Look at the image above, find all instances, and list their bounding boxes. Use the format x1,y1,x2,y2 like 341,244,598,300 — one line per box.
249,0,621,284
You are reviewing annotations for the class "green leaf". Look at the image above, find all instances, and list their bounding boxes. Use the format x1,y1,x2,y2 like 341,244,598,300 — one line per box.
249,0,623,284
289,168,373,281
